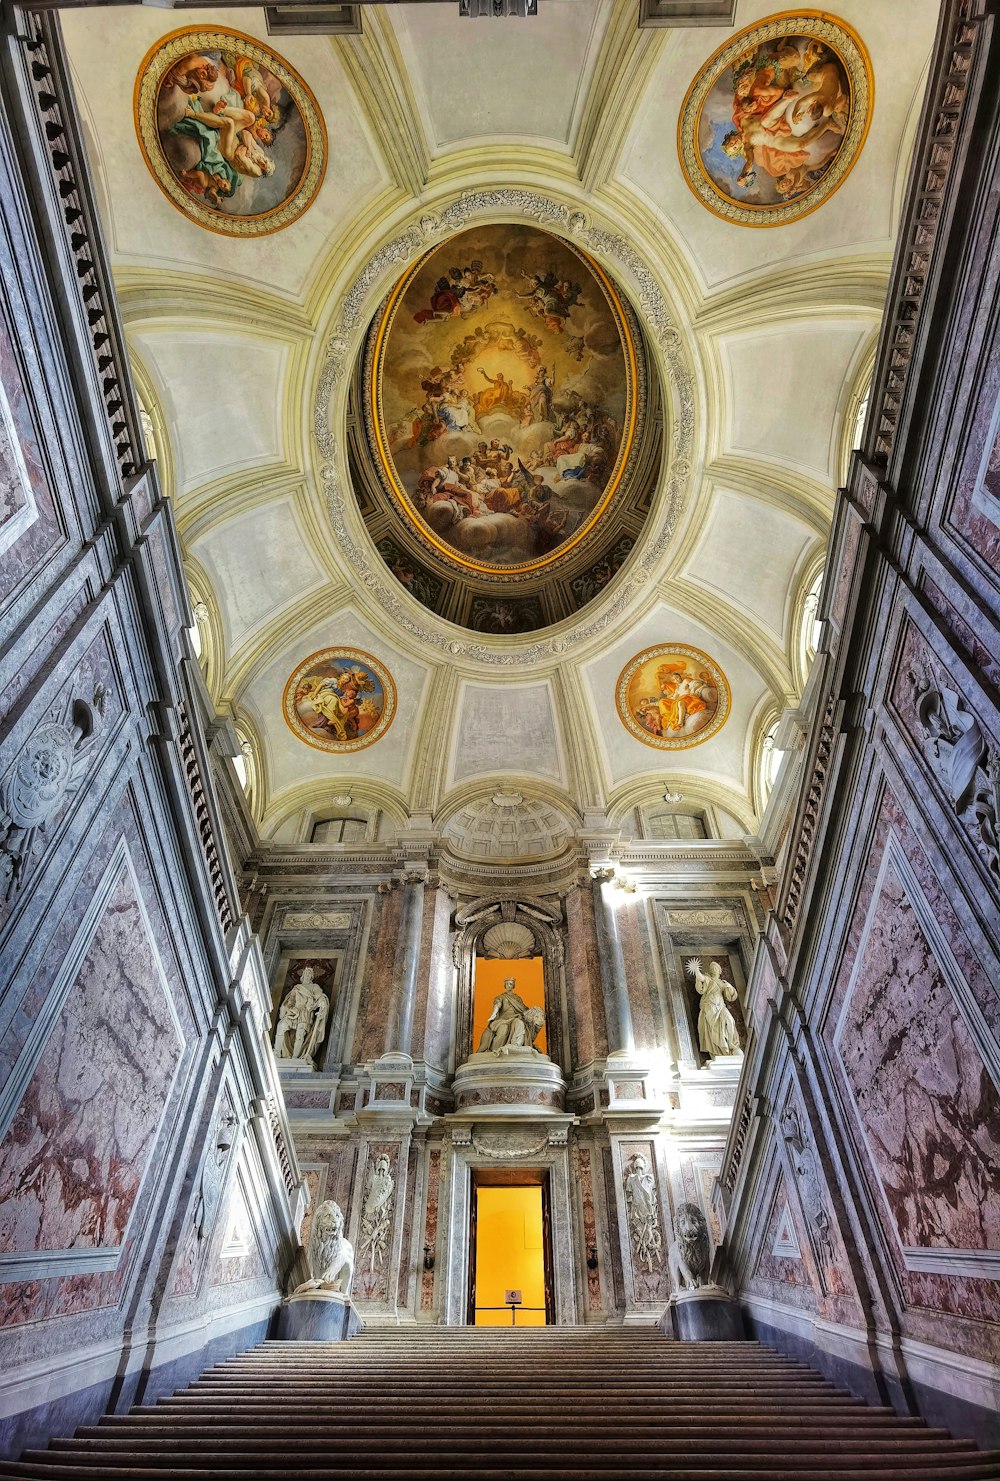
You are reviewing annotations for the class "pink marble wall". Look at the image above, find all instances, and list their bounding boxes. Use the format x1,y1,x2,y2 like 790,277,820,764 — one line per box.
0,862,182,1257
577,1147,602,1313
619,902,658,1051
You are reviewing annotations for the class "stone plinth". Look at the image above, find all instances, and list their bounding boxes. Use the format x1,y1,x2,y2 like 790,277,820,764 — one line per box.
661,1285,745,1341
452,1050,565,1115
276,1290,363,1342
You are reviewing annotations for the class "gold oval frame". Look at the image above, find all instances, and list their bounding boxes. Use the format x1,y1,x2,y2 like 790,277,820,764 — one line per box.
282,647,397,754
616,644,731,750
368,227,640,577
134,26,327,238
677,11,874,228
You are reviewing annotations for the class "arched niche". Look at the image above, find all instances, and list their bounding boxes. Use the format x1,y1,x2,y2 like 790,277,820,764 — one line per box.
452,898,568,1073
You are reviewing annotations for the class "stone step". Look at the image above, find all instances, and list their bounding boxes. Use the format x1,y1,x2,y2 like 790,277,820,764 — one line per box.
3,1465,999,1480
4,1332,996,1481
48,1435,978,1457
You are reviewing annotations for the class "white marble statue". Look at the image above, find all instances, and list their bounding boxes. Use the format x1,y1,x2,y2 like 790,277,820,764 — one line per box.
273,967,329,1066
687,958,743,1059
668,1201,713,1291
477,977,546,1056
293,1199,354,1297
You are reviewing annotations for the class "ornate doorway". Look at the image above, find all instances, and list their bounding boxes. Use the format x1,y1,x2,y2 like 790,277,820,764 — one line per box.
467,1168,554,1326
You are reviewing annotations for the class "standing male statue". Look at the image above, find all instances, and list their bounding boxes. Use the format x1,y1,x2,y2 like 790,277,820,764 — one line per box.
273,966,329,1066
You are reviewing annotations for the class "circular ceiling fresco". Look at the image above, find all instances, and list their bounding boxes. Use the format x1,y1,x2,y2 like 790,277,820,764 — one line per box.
365,224,640,577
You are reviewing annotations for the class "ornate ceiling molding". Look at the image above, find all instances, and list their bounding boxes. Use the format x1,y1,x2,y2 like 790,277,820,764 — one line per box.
313,189,695,670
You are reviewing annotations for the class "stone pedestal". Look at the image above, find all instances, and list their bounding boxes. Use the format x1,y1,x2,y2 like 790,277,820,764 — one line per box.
451,1049,565,1115
276,1290,364,1342
661,1285,745,1341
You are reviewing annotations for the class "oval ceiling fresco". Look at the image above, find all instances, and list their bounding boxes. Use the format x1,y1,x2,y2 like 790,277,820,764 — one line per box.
367,225,639,576
678,12,873,227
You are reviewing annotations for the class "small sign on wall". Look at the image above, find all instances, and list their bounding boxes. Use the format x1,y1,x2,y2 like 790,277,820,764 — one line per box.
504,1290,522,1306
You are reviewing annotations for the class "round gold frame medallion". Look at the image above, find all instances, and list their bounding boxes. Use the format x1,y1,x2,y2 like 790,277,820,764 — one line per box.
677,12,873,228
134,26,327,237
283,648,397,754
616,644,730,750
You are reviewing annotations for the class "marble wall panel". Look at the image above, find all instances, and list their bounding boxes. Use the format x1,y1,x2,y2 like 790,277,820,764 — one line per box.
0,312,64,607
824,787,1000,1335
419,1147,441,1312
889,618,1000,886
834,848,1000,1257
576,1146,602,1314
0,852,183,1263
747,1172,817,1309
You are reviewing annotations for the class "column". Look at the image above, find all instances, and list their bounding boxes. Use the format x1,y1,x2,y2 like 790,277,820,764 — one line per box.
384,872,425,1058
591,868,635,1055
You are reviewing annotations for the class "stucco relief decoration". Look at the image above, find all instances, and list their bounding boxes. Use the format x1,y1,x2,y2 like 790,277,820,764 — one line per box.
134,27,326,236
282,647,396,753
907,657,1000,879
834,852,1000,1257
678,13,873,227
358,1151,395,1274
367,224,639,575
623,1152,662,1272
0,686,106,904
780,1104,837,1295
616,645,730,749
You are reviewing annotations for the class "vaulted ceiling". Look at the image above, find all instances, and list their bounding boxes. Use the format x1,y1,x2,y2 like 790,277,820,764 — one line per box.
62,0,938,848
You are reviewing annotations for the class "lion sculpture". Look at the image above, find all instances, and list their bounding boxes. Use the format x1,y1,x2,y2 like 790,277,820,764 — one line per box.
293,1199,354,1298
667,1201,712,1291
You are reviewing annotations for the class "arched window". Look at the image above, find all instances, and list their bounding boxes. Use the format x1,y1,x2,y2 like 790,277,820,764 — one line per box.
800,568,824,674
311,815,368,845
641,806,710,840
758,719,782,808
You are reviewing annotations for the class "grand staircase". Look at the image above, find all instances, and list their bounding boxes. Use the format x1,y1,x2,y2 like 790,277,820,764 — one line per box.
2,1327,997,1479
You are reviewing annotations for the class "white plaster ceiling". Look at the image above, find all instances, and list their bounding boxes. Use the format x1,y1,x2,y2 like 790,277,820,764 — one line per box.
60,0,940,842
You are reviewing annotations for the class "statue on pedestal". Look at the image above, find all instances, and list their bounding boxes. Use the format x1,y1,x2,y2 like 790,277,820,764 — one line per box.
292,1200,354,1296
274,966,329,1067
668,1201,712,1291
686,958,743,1059
477,977,546,1055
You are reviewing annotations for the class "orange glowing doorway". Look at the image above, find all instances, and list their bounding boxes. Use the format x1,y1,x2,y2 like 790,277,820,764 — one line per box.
468,1169,554,1327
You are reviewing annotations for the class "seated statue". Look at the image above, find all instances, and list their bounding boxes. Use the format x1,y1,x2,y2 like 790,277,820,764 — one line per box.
477,978,546,1056
292,1199,354,1298
668,1201,712,1291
